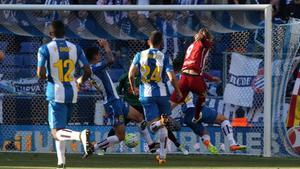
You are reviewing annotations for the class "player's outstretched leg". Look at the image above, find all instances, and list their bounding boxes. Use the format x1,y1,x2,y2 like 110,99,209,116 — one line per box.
157,126,168,164
201,134,218,154
53,128,91,166
215,115,247,151
167,129,189,155
127,106,160,153
93,123,125,157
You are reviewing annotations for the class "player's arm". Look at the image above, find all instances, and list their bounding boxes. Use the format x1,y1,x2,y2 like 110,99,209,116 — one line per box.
37,46,47,79
128,53,140,96
167,71,182,100
77,48,92,87
116,73,127,95
128,64,138,96
203,73,221,84
98,39,115,66
165,55,182,99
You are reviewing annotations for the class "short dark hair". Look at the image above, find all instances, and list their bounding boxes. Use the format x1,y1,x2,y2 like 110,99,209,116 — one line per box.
84,47,99,62
149,31,163,47
50,20,65,38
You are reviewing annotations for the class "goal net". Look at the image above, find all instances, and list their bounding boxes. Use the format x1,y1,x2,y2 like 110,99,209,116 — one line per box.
0,5,299,157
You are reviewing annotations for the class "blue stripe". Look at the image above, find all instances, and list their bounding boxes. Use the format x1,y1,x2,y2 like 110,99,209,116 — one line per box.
44,45,55,101
56,40,74,103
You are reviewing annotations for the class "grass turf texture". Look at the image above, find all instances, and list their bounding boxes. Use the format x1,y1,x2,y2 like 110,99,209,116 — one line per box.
0,153,299,169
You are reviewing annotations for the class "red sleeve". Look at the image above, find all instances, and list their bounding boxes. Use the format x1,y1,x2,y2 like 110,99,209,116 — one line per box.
202,73,214,81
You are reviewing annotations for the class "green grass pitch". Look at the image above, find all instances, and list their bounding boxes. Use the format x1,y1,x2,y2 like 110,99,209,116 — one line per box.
0,153,300,169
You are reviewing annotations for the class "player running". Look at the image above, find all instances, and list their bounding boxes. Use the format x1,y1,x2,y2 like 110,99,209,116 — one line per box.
82,40,157,156
169,58,247,153
117,72,189,155
37,20,92,169
170,28,218,123
128,31,182,164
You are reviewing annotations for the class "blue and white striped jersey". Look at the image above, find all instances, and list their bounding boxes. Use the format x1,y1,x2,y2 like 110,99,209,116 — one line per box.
132,48,173,98
37,38,88,103
90,59,119,104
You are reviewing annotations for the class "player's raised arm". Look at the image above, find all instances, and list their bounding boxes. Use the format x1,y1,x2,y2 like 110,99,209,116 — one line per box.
77,48,91,86
165,56,182,100
128,52,140,96
98,39,115,66
37,46,47,79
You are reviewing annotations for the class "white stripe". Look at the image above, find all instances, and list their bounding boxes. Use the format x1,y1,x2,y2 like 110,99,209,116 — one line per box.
66,41,79,103
105,71,120,99
200,49,209,74
47,41,65,103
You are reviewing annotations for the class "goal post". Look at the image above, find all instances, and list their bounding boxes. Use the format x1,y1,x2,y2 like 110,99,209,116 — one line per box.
0,4,285,157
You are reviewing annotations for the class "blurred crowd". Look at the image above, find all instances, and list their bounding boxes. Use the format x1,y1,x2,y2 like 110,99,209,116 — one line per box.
2,0,300,19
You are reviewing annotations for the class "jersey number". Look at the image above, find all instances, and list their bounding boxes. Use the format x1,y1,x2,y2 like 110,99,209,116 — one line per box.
53,59,75,82
185,44,194,59
141,65,161,83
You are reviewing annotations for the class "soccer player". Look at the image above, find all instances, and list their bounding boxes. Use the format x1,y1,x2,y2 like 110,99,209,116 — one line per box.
169,58,247,153
128,31,182,164
82,40,156,155
170,28,218,123
117,72,188,155
37,20,92,169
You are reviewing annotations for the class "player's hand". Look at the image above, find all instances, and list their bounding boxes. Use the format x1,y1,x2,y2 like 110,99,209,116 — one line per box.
212,77,221,84
98,39,110,49
76,77,84,90
192,112,202,123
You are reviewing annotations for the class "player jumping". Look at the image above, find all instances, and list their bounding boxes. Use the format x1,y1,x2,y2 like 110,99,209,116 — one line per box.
128,31,183,164
37,20,92,169
170,28,218,123
169,58,247,153
82,40,158,156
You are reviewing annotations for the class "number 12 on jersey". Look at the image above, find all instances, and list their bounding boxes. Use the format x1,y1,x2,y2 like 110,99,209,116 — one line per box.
141,65,161,83
53,59,75,82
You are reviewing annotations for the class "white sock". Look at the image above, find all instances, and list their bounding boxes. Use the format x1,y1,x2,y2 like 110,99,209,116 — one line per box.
201,134,210,142
55,129,80,141
150,120,163,132
55,140,66,165
94,135,120,150
138,121,153,146
221,120,236,146
158,127,168,159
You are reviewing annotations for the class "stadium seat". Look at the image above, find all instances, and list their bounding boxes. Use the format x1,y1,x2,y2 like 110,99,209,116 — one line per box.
19,42,39,53
13,54,24,67
0,41,8,51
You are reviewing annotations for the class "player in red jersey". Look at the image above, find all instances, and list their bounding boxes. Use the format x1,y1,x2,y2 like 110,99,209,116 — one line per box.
170,28,220,123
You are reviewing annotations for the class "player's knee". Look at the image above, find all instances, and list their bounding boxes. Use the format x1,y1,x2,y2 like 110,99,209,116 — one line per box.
215,115,227,124
117,133,125,141
51,129,58,140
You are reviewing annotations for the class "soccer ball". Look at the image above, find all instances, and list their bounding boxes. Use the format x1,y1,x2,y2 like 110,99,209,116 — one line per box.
124,133,139,148
287,126,300,155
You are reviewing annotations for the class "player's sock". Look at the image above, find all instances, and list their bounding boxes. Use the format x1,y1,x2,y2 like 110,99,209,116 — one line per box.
201,134,211,147
158,127,168,159
138,121,153,145
201,134,218,154
55,129,80,141
55,140,66,165
150,120,163,132
94,135,120,150
103,129,116,152
221,120,237,146
168,130,180,148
